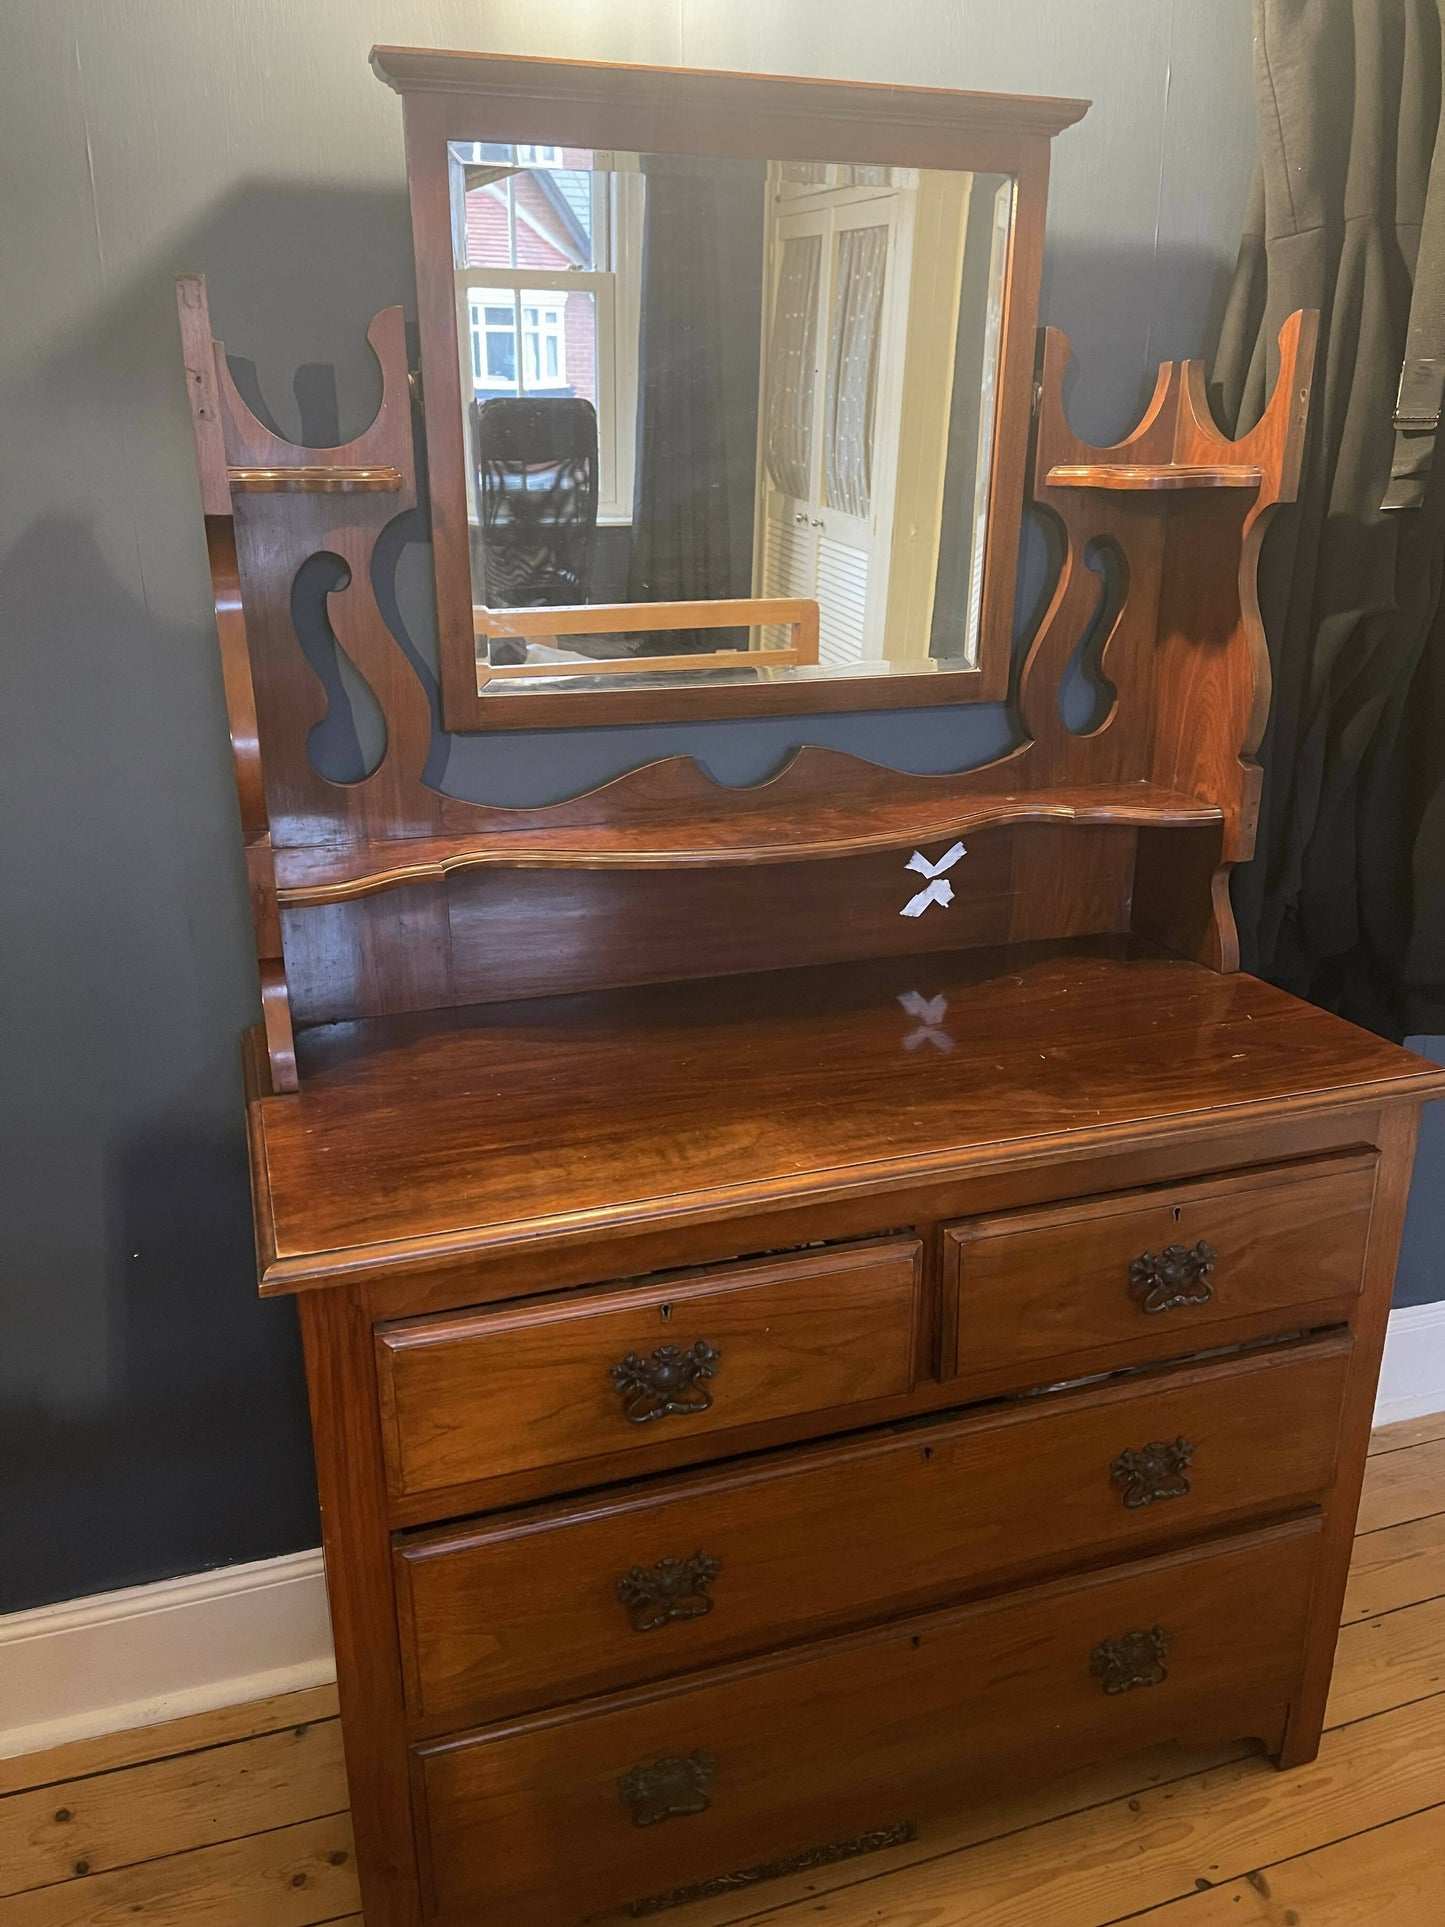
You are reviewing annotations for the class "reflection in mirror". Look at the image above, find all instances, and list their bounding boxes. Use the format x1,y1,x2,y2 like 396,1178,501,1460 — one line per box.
448,143,1014,695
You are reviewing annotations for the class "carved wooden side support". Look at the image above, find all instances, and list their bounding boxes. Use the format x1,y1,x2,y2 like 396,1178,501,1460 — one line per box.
177,274,298,1091
196,276,439,851
1027,312,1318,966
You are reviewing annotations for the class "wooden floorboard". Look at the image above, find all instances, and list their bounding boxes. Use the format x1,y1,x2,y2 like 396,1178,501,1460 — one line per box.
4,1431,1445,1927
1114,1800,1445,1923
1355,1433,1445,1534
0,1685,340,1797
1342,1508,1445,1623
1369,1410,1445,1455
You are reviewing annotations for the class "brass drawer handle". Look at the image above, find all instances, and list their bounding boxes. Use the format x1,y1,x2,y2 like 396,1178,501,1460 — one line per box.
617,1551,722,1632
1128,1239,1215,1314
1091,1626,1169,1694
610,1340,721,1424
619,1751,716,1826
1110,1437,1195,1508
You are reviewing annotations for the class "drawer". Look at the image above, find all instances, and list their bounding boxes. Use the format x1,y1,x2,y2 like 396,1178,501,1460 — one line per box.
375,1238,923,1501
945,1153,1377,1387
395,1333,1349,1727
415,1518,1319,1926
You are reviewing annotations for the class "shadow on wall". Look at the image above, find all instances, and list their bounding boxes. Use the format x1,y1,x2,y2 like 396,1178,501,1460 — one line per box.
0,515,316,1611
0,1119,317,1607
0,172,1247,1611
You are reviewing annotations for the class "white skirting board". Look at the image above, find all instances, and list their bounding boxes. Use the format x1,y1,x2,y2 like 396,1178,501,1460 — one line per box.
1374,1298,1445,1428
0,1550,335,1761
2,1302,1443,1764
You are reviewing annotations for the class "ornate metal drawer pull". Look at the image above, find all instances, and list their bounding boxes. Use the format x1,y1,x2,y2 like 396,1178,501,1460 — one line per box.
1128,1239,1216,1314
610,1340,721,1424
1091,1625,1169,1694
617,1551,722,1632
619,1750,716,1827
1110,1437,1195,1508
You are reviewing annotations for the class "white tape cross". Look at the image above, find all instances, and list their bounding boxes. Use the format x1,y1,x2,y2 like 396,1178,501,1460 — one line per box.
900,841,966,918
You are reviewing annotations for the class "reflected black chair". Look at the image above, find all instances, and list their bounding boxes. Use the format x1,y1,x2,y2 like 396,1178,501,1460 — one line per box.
470,395,599,611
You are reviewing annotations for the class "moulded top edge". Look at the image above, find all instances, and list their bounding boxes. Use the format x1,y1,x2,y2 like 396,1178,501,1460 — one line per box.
368,45,1091,139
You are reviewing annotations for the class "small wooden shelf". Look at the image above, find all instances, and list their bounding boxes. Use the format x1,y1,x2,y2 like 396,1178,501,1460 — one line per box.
228,464,404,493
272,782,1222,908
1045,463,1264,492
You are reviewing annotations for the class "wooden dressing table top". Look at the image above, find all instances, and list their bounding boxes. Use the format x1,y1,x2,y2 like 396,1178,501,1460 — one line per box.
246,940,1445,1285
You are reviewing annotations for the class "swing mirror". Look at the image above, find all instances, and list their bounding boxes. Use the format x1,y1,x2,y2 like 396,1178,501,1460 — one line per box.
378,51,1080,729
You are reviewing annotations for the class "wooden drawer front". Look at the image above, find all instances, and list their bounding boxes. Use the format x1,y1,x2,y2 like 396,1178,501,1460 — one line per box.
416,1519,1319,1925
376,1239,922,1501
396,1335,1348,1727
946,1153,1377,1386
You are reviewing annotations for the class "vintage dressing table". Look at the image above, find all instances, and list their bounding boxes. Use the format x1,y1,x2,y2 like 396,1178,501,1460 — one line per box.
176,47,1445,1927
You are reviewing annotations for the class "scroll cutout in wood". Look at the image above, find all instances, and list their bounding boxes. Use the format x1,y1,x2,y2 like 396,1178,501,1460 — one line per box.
1025,310,1318,965
176,273,1316,1083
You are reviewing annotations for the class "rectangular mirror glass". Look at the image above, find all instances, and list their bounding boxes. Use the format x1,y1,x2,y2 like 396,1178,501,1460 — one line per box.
447,143,1015,696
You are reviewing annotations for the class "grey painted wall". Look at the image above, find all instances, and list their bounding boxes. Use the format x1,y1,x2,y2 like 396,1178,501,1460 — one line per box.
1,0,1260,1611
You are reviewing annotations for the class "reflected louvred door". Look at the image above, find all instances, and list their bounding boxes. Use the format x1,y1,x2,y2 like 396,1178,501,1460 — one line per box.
757,193,899,663
759,224,823,650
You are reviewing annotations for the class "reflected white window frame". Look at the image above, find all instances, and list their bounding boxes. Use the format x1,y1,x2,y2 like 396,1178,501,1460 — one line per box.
468,289,569,393
451,151,643,528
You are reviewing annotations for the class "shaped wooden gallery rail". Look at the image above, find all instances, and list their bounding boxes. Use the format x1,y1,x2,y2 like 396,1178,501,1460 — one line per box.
272,782,1221,907
176,269,1315,1091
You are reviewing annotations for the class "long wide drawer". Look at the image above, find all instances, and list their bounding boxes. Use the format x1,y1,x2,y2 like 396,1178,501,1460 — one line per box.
946,1152,1378,1388
375,1238,923,1502
395,1334,1349,1727
415,1518,1320,1926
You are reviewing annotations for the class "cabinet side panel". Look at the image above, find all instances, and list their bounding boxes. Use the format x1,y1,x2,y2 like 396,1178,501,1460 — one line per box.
297,1287,423,1926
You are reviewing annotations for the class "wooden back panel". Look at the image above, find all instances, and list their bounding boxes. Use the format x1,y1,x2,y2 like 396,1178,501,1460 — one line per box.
176,261,1316,1082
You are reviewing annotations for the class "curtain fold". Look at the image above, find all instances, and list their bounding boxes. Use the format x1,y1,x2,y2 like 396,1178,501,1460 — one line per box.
1214,0,1445,1034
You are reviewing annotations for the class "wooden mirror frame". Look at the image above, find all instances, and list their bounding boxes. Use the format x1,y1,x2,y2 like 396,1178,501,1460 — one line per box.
372,47,1087,731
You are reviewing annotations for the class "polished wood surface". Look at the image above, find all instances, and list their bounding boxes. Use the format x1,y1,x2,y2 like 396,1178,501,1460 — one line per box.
946,1153,1377,1386
246,942,1445,1283
378,51,1077,728
415,1521,1318,1927
270,782,1217,906
227,464,404,493
373,1241,922,1501
175,273,297,1090
277,822,1141,1032
1045,462,1264,489
395,1336,1349,1731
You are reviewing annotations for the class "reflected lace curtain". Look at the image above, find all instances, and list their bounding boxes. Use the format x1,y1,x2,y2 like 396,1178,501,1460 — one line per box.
763,235,822,499
824,223,888,519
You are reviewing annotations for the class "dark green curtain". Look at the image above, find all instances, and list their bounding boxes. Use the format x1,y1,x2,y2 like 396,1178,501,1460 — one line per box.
627,156,767,635
1215,0,1445,1035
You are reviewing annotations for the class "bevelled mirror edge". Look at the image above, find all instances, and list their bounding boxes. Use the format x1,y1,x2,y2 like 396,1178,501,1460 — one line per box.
375,48,1088,732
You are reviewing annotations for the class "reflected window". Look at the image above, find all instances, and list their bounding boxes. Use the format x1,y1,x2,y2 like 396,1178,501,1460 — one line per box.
469,290,570,392
449,143,642,525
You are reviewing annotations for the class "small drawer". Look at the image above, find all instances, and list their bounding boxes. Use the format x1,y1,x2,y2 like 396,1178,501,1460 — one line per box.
414,1518,1319,1926
945,1153,1377,1388
395,1333,1348,1727
375,1237,923,1502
